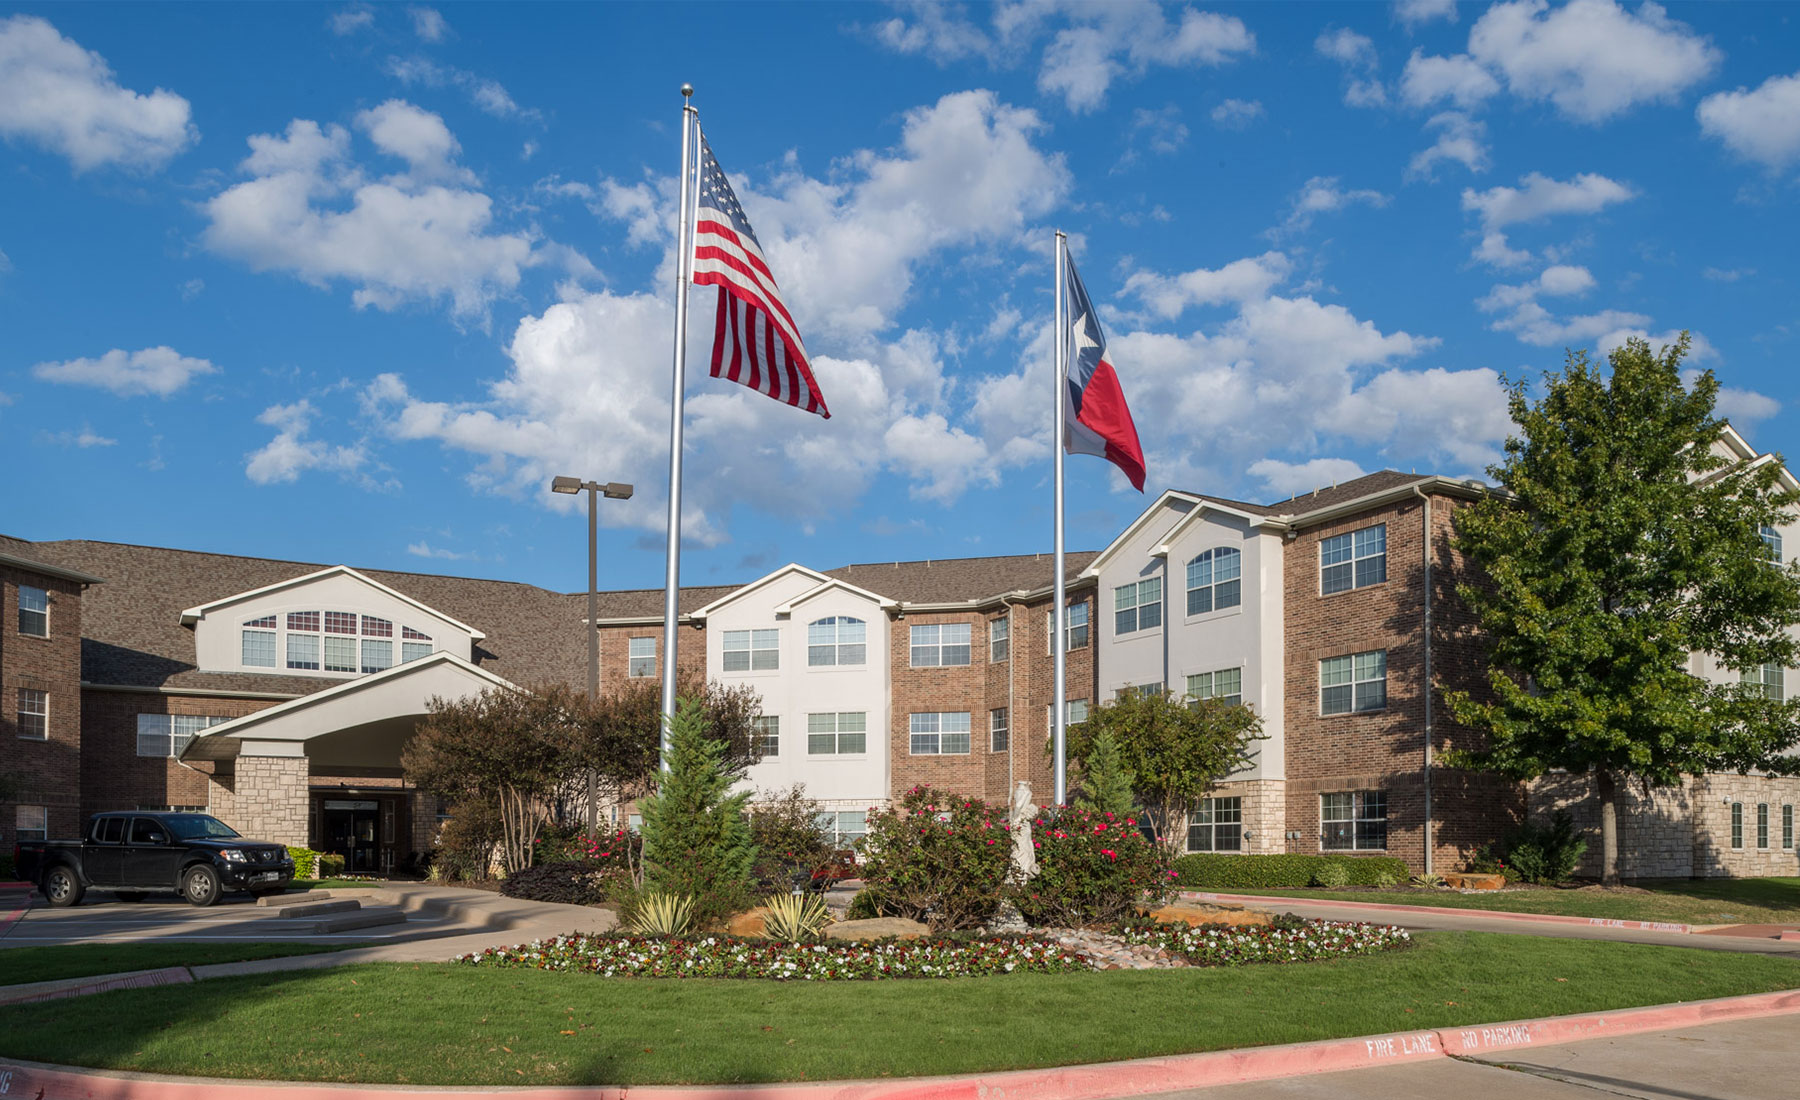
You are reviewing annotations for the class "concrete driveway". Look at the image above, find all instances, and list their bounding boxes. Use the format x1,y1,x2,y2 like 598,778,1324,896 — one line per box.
0,888,435,945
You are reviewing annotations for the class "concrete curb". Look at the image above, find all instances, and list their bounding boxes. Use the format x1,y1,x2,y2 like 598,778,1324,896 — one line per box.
0,988,1795,1099
0,966,193,1007
1180,890,1696,934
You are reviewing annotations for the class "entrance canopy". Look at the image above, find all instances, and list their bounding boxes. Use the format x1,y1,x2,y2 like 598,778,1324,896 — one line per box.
180,652,517,774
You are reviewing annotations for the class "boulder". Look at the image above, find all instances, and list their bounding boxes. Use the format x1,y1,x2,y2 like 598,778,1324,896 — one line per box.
1444,872,1505,891
726,907,769,937
822,916,932,941
1146,901,1275,928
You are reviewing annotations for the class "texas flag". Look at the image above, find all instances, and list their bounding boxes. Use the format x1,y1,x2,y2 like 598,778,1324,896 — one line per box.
1062,252,1146,492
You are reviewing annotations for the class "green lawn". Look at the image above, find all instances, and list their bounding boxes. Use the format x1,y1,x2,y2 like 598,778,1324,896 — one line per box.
0,942,367,988
1204,877,1800,926
0,932,1795,1086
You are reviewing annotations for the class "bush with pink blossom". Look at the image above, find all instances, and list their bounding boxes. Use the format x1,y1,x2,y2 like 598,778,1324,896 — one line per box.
1010,805,1174,927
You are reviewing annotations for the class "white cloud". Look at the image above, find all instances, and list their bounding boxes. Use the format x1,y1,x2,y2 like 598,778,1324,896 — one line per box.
329,6,374,35
245,399,370,485
1126,104,1188,157
408,7,448,42
384,56,531,120
32,346,218,397
41,425,117,448
407,541,480,561
1476,264,1596,312
202,108,545,321
1248,457,1367,497
1715,387,1781,426
1041,6,1253,113
1702,266,1754,283
1400,51,1500,110
1122,251,1292,319
1278,176,1390,234
1467,0,1719,124
0,15,196,171
1394,0,1459,28
1697,71,1800,170
1407,111,1490,179
1210,98,1263,129
1315,27,1387,108
1461,171,1635,268
871,5,994,62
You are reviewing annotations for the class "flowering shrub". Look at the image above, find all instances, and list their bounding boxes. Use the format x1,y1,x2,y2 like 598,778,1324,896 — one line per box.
747,786,837,892
456,932,1087,980
1011,806,1174,927
858,785,1011,931
1119,916,1410,966
534,826,641,877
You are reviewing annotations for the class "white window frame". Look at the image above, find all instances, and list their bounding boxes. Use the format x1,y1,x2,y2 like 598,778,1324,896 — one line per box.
1321,524,1387,595
910,622,971,667
816,810,867,848
1046,602,1091,652
807,617,865,668
751,715,779,757
628,637,657,678
1742,663,1784,702
989,617,1010,663
990,707,1009,753
909,711,971,755
1187,667,1243,708
238,609,435,675
1187,796,1243,852
136,714,228,758
1046,699,1089,729
723,628,780,672
1322,791,1387,851
18,584,49,637
1186,548,1242,616
1762,525,1783,563
1117,682,1164,701
807,712,866,755
14,804,47,842
1114,577,1163,636
16,688,48,740
1321,650,1386,715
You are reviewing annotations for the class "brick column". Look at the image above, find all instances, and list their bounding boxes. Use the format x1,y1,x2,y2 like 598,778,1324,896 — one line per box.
209,753,309,846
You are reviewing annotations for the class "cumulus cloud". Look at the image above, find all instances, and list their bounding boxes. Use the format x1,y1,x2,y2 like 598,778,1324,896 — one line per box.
0,15,196,171
1278,176,1390,235
32,346,218,397
1121,252,1292,319
1394,0,1458,28
1400,50,1500,110
1124,104,1188,160
384,55,532,120
1702,266,1754,283
202,106,547,321
1315,27,1387,108
407,541,481,561
1406,111,1490,179
1461,171,1635,267
40,425,117,448
408,6,448,42
329,6,374,35
1697,71,1800,170
245,399,371,485
1209,98,1264,129
1248,457,1367,497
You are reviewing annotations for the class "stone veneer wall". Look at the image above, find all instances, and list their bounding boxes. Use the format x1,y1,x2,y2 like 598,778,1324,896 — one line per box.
1528,773,1697,879
208,755,309,847
1203,779,1285,855
1691,774,1800,878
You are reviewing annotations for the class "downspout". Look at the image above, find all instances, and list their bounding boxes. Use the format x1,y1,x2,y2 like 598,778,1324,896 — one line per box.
1001,595,1019,796
1412,484,1434,876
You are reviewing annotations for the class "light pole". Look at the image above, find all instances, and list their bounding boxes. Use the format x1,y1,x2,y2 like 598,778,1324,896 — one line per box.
551,475,633,836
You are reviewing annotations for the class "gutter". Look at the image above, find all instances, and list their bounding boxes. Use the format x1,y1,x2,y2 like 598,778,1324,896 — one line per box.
1412,484,1435,876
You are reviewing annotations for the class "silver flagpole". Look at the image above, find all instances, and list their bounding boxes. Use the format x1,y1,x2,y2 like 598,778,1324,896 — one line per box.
659,85,698,771
1052,230,1068,806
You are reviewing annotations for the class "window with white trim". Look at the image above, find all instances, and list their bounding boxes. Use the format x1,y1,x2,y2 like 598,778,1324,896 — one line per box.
989,617,1010,663
1762,525,1783,562
136,714,229,758
402,625,433,664
910,623,971,667
1187,797,1242,852
1321,651,1386,714
1742,664,1784,702
1322,791,1387,851
1114,577,1162,635
16,689,47,740
751,715,779,757
628,637,656,678
1321,524,1386,595
910,711,971,755
18,585,48,636
816,810,867,848
990,707,1009,752
1046,602,1090,652
1116,682,1164,701
1730,802,1744,849
242,615,277,666
807,617,865,667
723,628,780,672
1186,548,1242,615
807,712,866,755
1187,668,1243,708
240,609,436,675
1046,699,1089,728
1757,803,1770,849
14,804,47,843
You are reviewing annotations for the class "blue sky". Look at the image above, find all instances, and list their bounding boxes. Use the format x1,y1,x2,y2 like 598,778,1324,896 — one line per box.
3,1,1797,595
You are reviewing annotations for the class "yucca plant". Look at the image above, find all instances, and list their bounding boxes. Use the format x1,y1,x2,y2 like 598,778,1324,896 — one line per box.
624,891,696,936
760,892,833,942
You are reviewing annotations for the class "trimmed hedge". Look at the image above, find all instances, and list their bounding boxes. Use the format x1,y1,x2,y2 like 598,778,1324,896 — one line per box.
286,846,321,879
1174,853,1408,890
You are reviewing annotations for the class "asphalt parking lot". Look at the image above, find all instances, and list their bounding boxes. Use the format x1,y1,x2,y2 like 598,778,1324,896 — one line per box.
0,888,434,946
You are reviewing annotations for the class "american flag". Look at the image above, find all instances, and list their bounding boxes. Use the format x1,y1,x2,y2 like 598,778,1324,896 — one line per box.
692,130,829,419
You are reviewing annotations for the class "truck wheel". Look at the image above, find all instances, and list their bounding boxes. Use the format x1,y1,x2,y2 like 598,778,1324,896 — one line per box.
182,865,223,907
43,866,85,908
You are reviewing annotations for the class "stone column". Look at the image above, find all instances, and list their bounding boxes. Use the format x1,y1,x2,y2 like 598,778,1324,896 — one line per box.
213,744,310,847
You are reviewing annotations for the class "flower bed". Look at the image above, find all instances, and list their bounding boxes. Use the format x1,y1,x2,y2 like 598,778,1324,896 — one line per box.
457,933,1088,980
1119,918,1411,967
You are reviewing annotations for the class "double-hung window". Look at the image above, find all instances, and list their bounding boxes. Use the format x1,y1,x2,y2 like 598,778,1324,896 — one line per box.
16,689,47,740
1784,804,1794,850
1046,699,1089,729
628,637,656,678
1742,664,1784,702
807,617,865,667
910,623,971,667
242,615,277,667
1757,803,1770,849
1762,525,1783,562
1731,802,1744,849
15,805,47,843
989,617,1010,662
18,585,48,636
816,810,867,848
1187,667,1243,708
1322,791,1387,851
990,708,1009,752
1047,602,1090,652
910,712,971,755
136,714,227,758
1321,650,1386,714
723,628,780,672
1186,548,1242,615
1117,682,1164,701
1114,578,1162,635
807,712,866,755
751,716,779,757
1321,524,1386,594
1187,797,1242,852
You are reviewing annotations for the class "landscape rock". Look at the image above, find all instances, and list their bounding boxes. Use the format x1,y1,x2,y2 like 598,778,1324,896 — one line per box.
726,907,769,937
1444,872,1506,891
822,916,931,941
1146,901,1274,928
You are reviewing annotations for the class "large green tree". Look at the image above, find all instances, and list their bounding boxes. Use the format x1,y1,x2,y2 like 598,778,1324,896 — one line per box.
1067,689,1264,854
570,676,764,824
1444,335,1800,884
637,699,757,926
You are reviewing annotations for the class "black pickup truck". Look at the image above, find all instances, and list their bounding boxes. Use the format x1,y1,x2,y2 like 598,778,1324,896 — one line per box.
13,811,295,907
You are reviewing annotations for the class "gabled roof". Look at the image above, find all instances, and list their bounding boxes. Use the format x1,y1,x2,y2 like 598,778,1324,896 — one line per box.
685,563,892,620
178,564,486,640
772,576,896,616
0,534,105,585
825,552,1098,608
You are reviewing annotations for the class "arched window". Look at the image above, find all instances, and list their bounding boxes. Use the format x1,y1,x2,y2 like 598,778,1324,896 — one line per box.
1186,547,1242,615
807,616,866,667
239,611,436,675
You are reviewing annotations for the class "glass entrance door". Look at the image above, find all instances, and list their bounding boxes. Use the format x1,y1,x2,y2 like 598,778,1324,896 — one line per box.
321,799,381,873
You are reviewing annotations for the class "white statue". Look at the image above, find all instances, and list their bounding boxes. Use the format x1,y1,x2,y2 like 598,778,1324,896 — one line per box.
1009,780,1039,880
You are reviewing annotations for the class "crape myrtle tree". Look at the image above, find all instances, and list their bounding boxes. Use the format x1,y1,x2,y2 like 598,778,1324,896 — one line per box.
571,675,764,821
1067,688,1264,855
1444,335,1800,884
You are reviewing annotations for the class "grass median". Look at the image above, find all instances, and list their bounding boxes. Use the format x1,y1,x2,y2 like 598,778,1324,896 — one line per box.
0,931,1795,1085
1197,877,1800,926
0,942,367,987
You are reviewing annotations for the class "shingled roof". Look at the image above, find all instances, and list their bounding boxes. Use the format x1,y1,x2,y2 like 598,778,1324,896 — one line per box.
826,551,1098,605
1187,470,1445,520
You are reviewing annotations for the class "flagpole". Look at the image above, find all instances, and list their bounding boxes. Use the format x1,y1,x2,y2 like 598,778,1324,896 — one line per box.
1052,230,1068,806
659,84,698,770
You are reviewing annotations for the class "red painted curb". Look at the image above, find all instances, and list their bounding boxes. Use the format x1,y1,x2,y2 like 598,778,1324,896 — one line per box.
1180,890,1694,934
1,988,1795,1100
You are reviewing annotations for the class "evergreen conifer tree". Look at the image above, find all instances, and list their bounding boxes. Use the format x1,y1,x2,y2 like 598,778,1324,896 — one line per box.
637,698,757,925
1073,727,1137,818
